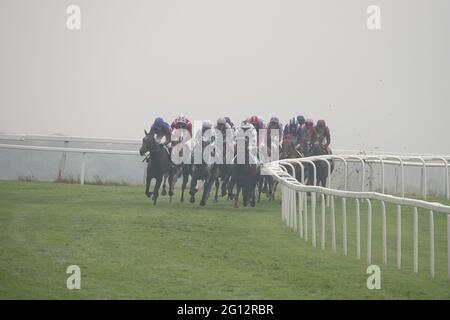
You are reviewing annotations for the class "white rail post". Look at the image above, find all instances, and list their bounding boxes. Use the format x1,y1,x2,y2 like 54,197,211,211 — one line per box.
330,196,336,254
429,210,435,278
292,189,297,231
367,199,372,265
448,213,450,281
381,201,387,265
342,197,347,256
413,207,419,273
396,205,402,269
298,191,303,238
356,199,361,259
321,194,326,250
80,152,86,185
281,186,286,224
304,191,308,241
444,158,449,200
311,192,316,247
423,162,428,200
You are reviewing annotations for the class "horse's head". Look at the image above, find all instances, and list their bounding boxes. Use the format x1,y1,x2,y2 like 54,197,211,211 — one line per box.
280,135,296,159
139,129,157,156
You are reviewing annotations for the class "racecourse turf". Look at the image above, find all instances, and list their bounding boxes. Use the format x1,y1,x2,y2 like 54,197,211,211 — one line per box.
0,180,449,299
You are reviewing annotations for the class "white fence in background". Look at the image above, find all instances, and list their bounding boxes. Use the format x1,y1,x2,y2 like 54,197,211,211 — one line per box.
1,134,449,194
263,155,450,281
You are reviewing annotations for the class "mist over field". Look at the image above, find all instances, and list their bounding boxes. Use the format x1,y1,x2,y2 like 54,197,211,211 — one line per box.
0,0,449,154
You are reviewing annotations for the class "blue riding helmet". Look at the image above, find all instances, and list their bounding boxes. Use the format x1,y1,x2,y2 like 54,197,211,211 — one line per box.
289,117,298,128
297,115,305,125
153,117,165,128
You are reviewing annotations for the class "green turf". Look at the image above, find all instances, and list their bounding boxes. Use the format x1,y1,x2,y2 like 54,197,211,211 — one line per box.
0,180,449,299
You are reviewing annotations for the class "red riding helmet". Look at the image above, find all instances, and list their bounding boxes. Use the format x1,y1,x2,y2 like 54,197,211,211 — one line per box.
248,115,259,125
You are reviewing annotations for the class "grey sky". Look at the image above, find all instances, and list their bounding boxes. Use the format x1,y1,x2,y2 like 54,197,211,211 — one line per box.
0,0,449,154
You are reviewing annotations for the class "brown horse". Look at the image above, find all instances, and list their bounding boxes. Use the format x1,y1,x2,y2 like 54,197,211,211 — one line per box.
139,130,174,205
280,134,304,183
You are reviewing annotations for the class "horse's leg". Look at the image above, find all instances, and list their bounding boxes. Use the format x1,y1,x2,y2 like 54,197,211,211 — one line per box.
242,181,249,207
251,178,257,207
228,176,235,200
214,177,220,203
161,175,167,196
221,174,229,197
153,177,162,205
234,182,241,208
145,164,153,197
168,171,174,203
200,171,213,207
189,174,197,203
258,176,264,202
180,171,188,202
271,181,278,201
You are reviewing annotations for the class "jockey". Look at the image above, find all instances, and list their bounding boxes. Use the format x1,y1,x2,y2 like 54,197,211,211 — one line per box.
149,117,172,146
265,117,283,157
300,118,316,150
315,119,331,152
283,117,302,146
267,116,283,139
247,115,264,132
224,117,235,129
171,115,192,139
296,115,306,128
215,117,232,142
247,115,264,145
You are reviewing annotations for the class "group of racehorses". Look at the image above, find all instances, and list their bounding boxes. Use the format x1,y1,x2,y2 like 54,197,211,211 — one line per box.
139,128,333,208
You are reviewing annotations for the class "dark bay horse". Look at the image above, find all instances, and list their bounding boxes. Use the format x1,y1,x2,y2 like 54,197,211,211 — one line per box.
229,139,260,208
189,139,214,206
303,142,334,187
280,134,304,183
139,130,174,204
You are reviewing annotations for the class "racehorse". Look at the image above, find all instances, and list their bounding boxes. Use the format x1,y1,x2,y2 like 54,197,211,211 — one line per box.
170,129,193,202
139,130,174,204
189,139,214,206
303,142,334,187
280,134,304,183
229,136,260,208
209,140,233,203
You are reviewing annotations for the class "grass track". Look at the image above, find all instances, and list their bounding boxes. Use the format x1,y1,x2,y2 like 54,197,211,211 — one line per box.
0,181,449,299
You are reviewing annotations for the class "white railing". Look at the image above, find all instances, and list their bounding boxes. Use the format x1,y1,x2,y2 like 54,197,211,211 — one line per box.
0,143,141,185
263,154,450,281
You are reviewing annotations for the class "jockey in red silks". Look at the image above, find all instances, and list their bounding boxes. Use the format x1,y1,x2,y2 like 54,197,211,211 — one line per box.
171,115,193,140
247,115,264,145
149,117,172,146
315,119,331,153
299,118,316,151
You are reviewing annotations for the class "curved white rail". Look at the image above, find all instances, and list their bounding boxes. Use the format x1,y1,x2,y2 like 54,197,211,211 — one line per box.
264,154,450,281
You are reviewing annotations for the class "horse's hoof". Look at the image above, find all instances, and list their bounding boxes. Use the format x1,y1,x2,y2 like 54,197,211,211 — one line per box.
161,189,167,196
180,198,184,203
190,197,195,203
214,197,218,203
251,201,256,207
200,201,206,207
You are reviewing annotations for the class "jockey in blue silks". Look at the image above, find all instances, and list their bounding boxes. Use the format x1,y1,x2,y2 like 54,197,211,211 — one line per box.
283,117,303,146
149,117,172,154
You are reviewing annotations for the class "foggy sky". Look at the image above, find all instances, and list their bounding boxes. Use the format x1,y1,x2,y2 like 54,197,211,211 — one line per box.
1,0,449,154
